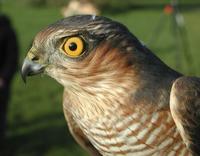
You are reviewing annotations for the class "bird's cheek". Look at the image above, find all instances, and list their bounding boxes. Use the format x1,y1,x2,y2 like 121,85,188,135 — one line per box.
45,65,57,78
44,65,62,81
45,68,65,86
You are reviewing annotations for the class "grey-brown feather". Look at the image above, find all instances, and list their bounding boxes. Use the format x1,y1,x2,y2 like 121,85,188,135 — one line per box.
170,76,200,156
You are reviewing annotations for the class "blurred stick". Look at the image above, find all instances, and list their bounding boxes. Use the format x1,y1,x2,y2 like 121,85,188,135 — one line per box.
148,13,166,45
148,0,195,74
171,0,195,74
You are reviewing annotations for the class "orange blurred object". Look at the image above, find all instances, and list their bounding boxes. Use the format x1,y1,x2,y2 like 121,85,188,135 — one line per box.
164,5,174,15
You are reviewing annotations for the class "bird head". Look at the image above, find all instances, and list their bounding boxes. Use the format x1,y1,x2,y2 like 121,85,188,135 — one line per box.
21,15,146,89
21,15,179,116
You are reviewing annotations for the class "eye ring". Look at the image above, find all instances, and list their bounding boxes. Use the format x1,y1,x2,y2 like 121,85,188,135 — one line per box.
62,36,85,58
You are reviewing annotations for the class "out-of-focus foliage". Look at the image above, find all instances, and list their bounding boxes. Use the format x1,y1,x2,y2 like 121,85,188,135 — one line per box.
14,0,200,8
20,0,68,7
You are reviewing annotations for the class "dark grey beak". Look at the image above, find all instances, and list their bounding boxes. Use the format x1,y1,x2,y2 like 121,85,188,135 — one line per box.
21,58,45,83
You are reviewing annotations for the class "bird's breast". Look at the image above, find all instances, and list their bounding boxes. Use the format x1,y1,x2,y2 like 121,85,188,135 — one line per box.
76,105,191,156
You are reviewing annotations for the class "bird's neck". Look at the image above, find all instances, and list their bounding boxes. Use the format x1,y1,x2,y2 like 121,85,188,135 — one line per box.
64,62,180,122
63,69,136,120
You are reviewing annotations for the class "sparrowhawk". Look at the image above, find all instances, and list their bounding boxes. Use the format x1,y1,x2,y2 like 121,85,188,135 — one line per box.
21,15,200,156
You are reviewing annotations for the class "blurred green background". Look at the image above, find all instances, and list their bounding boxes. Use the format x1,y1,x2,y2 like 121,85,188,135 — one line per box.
1,0,200,155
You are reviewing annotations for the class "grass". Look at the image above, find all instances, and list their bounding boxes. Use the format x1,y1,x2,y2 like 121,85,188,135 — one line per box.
1,0,200,155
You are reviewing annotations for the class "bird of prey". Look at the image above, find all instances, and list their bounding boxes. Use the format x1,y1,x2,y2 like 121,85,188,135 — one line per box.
21,15,200,156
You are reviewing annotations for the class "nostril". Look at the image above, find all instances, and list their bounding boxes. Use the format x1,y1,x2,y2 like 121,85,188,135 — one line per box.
32,55,39,61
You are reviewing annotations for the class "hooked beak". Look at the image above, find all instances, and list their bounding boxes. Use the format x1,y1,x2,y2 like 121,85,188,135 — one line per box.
21,56,46,83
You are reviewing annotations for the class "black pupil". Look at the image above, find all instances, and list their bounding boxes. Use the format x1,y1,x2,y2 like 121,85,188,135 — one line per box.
69,42,77,51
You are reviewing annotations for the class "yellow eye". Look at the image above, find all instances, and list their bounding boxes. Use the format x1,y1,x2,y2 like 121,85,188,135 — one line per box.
63,37,85,57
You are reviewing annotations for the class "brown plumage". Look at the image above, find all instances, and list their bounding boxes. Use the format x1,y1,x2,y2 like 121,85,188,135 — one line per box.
21,15,200,156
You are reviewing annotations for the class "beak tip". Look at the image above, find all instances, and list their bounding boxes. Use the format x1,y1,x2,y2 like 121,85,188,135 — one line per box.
21,73,27,84
21,60,28,83
21,67,27,83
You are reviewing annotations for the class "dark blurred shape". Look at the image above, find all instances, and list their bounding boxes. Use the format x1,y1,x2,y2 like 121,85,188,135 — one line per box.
0,14,18,141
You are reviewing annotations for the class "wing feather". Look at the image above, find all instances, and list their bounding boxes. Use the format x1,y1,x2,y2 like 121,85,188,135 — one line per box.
170,76,200,156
